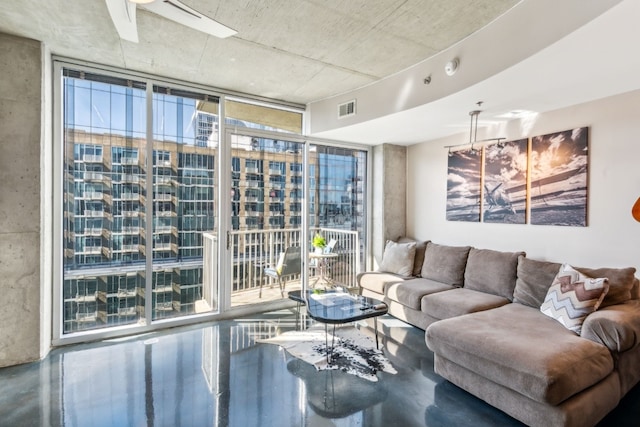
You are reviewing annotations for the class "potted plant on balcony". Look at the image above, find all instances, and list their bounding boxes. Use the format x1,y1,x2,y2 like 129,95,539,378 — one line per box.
312,233,326,254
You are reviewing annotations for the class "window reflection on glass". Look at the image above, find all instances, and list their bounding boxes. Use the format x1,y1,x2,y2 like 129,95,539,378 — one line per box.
61,70,220,333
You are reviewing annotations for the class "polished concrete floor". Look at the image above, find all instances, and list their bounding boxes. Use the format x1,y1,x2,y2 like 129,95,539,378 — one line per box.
1,308,639,427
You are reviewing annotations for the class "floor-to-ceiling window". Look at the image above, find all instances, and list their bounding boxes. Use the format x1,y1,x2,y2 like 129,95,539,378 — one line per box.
54,62,369,342
61,70,149,333
57,67,221,337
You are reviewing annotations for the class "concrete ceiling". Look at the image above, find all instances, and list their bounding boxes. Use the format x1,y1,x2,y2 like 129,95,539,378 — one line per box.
0,0,518,105
1,1,638,146
311,0,640,145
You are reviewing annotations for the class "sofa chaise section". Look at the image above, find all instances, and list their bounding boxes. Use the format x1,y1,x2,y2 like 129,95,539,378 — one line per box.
425,258,640,427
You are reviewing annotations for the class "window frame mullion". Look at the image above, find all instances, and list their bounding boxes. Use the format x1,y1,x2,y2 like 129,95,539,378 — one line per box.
144,81,154,324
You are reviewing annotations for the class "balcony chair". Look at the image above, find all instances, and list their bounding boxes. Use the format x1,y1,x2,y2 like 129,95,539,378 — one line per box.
263,246,302,297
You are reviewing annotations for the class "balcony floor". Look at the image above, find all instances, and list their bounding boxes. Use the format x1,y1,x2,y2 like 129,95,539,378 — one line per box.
1,310,638,426
231,276,355,307
231,280,303,306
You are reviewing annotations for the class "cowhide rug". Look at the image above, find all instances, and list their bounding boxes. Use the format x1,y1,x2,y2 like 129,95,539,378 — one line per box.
259,324,396,382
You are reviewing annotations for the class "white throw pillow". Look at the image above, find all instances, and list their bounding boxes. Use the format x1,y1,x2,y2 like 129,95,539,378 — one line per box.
378,240,416,277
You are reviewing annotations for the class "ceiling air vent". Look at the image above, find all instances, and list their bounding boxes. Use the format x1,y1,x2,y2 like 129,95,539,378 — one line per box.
338,100,356,119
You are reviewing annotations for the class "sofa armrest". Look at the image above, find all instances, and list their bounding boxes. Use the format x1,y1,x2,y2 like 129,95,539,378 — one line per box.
581,300,640,352
357,271,407,295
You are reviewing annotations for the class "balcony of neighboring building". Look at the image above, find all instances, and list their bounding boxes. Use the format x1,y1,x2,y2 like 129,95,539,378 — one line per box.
79,154,103,163
76,245,104,256
118,174,142,184
82,171,105,182
153,193,175,203
121,209,142,218
78,227,104,237
81,190,107,201
154,175,174,185
155,209,176,217
118,226,142,235
119,157,139,166
153,224,175,234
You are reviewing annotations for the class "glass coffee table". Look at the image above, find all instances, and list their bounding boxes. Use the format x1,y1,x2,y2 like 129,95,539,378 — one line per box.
288,290,388,363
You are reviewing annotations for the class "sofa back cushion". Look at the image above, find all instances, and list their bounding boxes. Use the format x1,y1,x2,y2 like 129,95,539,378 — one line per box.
513,256,562,308
575,266,637,307
464,248,524,301
378,240,416,277
397,236,430,277
421,242,470,286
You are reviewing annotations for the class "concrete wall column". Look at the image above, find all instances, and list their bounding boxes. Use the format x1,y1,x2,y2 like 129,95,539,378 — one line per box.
0,33,46,367
371,144,406,267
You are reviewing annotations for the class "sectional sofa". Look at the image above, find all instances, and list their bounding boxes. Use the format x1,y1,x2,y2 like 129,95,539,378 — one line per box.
357,239,640,427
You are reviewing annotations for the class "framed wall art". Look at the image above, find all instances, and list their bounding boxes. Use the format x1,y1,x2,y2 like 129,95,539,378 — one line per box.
530,127,588,226
446,149,481,222
482,139,528,224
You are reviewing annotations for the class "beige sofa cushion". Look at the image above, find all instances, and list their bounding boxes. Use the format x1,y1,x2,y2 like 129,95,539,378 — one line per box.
582,299,640,352
357,272,407,295
576,266,637,308
398,236,429,277
464,248,524,301
386,278,454,310
421,288,510,320
421,242,470,286
378,240,416,277
426,303,614,406
513,256,561,308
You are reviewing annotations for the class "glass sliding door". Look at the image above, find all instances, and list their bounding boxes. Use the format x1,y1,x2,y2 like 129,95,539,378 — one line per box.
227,130,305,307
307,144,368,289
151,86,219,320
61,69,148,333
59,66,220,337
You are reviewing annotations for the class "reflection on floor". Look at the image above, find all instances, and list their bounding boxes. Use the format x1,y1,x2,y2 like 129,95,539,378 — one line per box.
1,309,639,427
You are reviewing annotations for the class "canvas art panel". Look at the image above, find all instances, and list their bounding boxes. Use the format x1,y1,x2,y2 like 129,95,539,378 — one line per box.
483,139,528,224
446,149,481,222
530,127,588,226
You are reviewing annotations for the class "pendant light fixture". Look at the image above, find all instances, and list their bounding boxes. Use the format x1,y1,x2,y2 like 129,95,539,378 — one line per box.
445,102,505,153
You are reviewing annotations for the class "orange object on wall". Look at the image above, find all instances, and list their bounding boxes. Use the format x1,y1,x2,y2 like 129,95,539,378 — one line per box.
632,197,640,222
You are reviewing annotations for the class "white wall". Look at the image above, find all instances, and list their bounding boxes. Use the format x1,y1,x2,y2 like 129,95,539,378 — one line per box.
407,89,640,272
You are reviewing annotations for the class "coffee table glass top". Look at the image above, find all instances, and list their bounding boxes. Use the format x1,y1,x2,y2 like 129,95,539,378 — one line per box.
303,290,387,324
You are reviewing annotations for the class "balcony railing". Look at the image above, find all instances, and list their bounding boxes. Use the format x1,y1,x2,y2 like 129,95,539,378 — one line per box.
82,154,103,163
203,228,360,298
83,210,104,217
120,157,139,165
83,172,104,181
120,193,141,201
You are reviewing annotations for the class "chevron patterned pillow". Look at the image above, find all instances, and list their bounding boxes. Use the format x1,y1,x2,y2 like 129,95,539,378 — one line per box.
540,264,609,334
